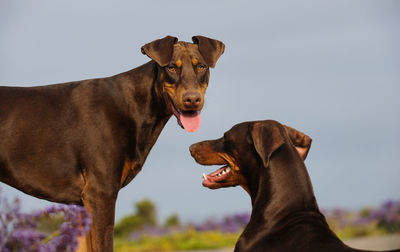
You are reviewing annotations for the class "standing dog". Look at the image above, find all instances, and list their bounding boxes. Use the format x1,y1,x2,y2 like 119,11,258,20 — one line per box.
190,120,399,252
0,35,224,251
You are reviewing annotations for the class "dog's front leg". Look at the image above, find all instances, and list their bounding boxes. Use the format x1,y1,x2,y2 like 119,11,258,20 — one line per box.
82,184,118,252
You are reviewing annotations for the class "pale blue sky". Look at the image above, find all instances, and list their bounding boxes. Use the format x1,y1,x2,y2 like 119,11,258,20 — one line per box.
0,0,399,223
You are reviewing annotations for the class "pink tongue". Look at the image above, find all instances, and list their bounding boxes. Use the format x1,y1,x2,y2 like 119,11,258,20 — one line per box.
180,113,201,133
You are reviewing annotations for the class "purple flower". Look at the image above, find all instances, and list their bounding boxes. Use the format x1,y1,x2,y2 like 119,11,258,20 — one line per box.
0,186,92,252
367,199,400,231
192,212,250,233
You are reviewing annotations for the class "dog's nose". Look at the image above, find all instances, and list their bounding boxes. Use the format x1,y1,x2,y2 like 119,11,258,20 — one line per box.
189,144,199,157
189,144,196,155
183,92,201,110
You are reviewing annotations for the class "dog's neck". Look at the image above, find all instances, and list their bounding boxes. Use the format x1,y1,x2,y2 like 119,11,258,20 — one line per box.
235,144,339,251
245,144,325,239
113,61,173,187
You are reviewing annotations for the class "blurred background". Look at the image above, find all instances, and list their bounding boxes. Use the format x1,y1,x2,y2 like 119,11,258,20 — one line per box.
1,0,399,233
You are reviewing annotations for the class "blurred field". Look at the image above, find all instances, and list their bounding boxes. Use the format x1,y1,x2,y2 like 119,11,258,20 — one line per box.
114,230,400,252
167,233,400,252
2,190,399,251
113,199,400,251
345,232,400,251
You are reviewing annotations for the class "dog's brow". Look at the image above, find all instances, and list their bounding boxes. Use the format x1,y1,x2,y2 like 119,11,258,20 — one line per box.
222,133,232,147
192,58,198,66
176,60,182,68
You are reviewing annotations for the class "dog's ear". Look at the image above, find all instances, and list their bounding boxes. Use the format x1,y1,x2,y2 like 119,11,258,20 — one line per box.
192,35,225,68
141,36,178,67
250,122,285,168
282,125,312,160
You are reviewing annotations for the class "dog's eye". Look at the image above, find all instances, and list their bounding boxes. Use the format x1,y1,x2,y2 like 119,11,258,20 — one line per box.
197,64,207,71
167,66,177,73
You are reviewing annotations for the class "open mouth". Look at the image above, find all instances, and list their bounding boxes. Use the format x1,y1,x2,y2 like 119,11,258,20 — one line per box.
202,165,232,188
170,98,201,133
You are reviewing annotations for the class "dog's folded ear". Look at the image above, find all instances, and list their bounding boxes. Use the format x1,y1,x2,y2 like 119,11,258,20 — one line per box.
250,122,285,168
192,36,225,68
141,36,178,67
283,125,312,160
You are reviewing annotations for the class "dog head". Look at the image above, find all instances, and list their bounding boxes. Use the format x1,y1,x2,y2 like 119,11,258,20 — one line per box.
189,120,312,194
141,35,225,133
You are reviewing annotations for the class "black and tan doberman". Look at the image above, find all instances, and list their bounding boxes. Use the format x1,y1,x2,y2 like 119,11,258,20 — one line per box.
190,120,400,252
0,35,224,251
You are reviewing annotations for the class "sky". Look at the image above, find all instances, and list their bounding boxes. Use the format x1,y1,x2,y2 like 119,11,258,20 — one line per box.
0,0,399,224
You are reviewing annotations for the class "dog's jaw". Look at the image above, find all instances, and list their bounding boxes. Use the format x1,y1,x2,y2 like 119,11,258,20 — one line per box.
202,165,231,188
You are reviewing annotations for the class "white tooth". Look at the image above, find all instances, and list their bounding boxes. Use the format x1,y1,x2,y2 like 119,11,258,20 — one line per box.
218,173,221,176
222,170,226,175
226,167,231,172
203,173,207,181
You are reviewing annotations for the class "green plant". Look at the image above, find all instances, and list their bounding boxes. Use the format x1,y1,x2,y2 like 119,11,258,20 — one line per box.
114,215,144,238
135,199,157,227
114,199,158,238
114,230,239,251
164,214,180,228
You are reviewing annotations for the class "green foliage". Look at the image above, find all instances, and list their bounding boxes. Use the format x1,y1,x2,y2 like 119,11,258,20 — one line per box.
114,199,157,238
334,221,385,239
114,215,144,237
135,199,157,226
114,229,239,252
36,213,65,233
164,213,180,228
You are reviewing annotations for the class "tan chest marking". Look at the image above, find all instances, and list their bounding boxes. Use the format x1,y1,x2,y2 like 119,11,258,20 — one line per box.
120,159,137,188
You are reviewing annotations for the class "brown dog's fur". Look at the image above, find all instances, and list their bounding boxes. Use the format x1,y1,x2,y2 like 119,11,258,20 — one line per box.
190,120,399,252
0,35,224,251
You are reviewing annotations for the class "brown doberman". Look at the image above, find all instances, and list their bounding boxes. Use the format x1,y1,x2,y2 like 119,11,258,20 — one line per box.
190,120,400,252
0,35,224,251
